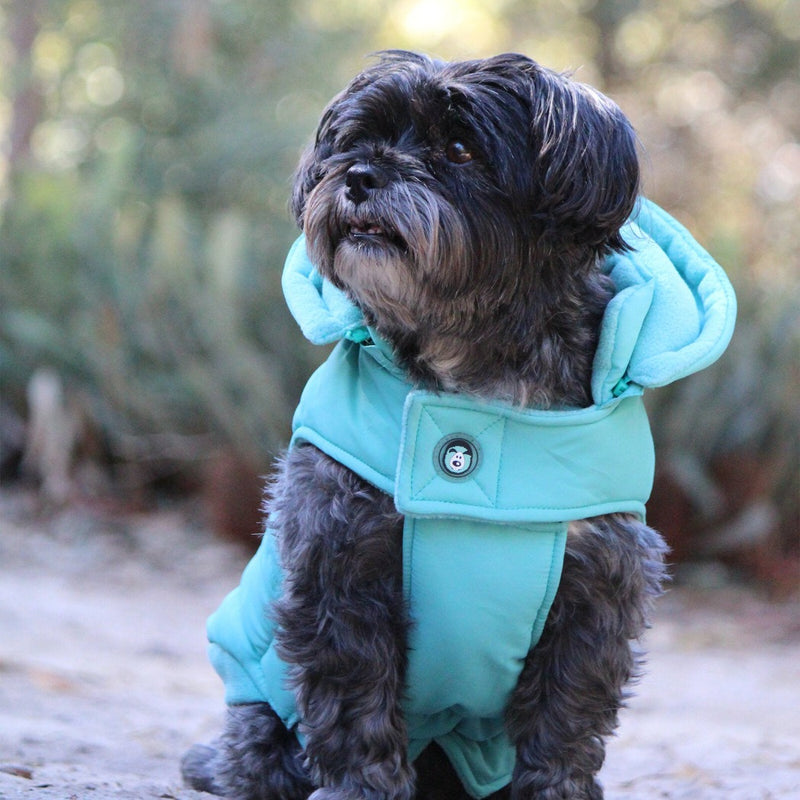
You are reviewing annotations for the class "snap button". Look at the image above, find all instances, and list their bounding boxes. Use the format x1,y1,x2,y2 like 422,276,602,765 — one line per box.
435,435,479,479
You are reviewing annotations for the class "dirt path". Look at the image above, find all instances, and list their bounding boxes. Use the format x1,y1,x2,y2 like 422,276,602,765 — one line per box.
1,489,799,799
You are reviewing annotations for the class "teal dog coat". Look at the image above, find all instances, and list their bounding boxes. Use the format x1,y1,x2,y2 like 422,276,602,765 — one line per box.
207,199,736,798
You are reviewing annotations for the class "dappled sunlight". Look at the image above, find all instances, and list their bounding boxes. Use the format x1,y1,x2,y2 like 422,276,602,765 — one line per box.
381,0,508,53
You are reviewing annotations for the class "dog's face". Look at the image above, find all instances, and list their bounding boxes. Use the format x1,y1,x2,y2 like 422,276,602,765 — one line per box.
291,51,639,402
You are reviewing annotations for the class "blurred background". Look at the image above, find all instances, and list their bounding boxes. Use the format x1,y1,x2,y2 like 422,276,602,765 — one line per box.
0,0,797,594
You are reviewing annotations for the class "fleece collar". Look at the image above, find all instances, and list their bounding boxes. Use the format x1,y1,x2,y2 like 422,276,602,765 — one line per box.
281,198,736,407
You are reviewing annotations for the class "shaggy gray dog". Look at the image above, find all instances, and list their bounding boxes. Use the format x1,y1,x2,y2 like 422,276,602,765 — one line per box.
183,51,667,800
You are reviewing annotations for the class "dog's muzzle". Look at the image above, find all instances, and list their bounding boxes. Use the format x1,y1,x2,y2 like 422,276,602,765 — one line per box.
345,162,389,205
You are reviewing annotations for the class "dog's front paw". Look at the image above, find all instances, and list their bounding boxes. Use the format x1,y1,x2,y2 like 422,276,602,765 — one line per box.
511,773,603,800
309,792,407,800
309,790,366,800
308,772,415,800
181,743,224,795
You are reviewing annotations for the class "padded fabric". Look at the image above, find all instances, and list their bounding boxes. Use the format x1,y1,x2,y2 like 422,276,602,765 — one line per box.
208,198,736,798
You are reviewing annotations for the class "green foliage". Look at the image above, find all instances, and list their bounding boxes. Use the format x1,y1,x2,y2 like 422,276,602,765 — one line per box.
647,285,799,491
0,0,375,464
0,0,798,543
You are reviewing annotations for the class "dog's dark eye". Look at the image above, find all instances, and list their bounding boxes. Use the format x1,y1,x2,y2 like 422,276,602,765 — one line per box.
445,140,473,164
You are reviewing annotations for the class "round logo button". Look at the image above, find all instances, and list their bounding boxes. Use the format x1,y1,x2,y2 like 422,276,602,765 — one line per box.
435,435,479,478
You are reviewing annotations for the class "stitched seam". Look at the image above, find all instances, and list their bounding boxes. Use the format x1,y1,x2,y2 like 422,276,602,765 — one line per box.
529,527,566,647
494,416,508,507
400,496,645,512
410,407,445,498
473,414,506,440
411,473,440,500
402,518,415,603
466,474,494,505
420,398,614,425
472,414,505,505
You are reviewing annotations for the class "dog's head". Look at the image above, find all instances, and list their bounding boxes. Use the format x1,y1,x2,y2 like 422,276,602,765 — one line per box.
291,51,639,405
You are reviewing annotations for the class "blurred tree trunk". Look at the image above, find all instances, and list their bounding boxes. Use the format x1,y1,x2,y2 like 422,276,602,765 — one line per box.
587,0,626,85
172,0,213,78
7,0,44,166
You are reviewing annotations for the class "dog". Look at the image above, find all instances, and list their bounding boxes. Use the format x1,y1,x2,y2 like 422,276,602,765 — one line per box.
182,51,671,800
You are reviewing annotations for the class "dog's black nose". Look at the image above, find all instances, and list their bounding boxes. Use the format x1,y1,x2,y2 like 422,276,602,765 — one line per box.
345,163,388,204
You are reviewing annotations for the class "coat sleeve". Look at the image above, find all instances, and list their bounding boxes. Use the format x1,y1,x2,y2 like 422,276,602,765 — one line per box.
207,530,293,714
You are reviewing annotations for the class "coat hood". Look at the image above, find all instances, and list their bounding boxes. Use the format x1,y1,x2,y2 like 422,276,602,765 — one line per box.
282,198,736,406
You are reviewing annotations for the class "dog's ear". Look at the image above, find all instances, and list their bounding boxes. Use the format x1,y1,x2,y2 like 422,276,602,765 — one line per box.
291,141,323,227
290,99,339,227
529,73,640,254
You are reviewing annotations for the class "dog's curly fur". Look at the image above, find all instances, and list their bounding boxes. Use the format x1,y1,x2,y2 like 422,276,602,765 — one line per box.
183,51,667,800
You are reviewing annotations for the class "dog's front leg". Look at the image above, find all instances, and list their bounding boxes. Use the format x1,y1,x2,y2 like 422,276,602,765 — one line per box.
505,515,667,800
271,445,415,800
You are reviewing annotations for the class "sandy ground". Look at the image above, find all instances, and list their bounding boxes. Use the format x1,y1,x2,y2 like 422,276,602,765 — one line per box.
1,488,799,800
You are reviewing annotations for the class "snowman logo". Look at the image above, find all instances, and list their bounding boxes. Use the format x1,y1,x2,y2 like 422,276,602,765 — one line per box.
437,436,478,478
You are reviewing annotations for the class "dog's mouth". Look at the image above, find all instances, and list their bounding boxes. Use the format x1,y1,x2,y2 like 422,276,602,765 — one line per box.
349,220,387,238
344,218,405,250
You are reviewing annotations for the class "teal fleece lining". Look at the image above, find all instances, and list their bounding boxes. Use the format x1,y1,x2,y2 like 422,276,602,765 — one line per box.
207,198,736,799
592,199,737,403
